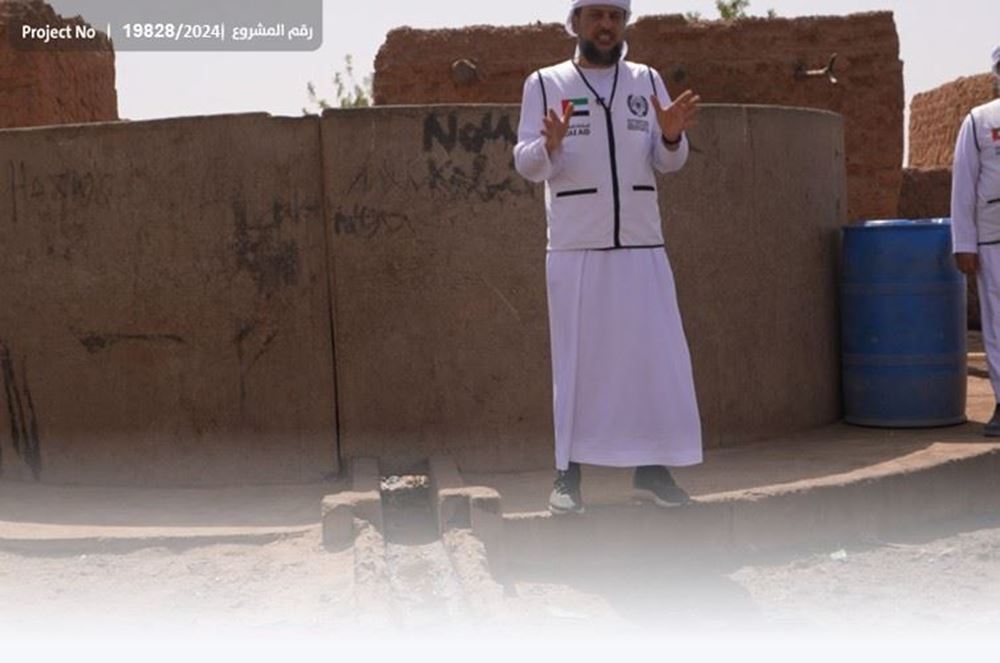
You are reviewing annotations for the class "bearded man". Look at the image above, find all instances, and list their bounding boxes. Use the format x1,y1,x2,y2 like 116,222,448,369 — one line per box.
513,0,703,514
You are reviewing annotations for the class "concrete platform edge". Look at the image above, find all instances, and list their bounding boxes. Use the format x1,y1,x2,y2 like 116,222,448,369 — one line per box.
500,446,1000,565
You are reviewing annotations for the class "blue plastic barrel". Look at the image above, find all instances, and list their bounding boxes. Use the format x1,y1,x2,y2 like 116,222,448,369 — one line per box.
841,219,967,427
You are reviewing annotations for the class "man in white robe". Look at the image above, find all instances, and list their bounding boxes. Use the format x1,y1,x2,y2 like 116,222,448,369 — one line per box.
513,0,703,514
952,46,1000,436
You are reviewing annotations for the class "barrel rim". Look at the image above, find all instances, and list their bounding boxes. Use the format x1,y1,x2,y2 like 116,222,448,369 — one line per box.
845,218,952,231
843,415,968,429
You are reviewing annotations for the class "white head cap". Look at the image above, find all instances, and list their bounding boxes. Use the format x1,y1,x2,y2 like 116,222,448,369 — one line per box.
565,0,632,37
993,45,1000,73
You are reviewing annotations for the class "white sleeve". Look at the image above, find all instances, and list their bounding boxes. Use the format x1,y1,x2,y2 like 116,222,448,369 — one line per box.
951,114,980,254
648,68,689,174
513,73,564,183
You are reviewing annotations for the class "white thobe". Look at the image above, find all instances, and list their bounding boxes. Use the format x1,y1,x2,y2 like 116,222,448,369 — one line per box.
515,65,704,471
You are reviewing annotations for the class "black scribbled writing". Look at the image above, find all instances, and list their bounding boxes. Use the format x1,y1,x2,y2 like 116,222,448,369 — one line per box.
18,163,113,208
0,341,41,480
74,332,187,354
334,205,414,239
423,112,517,154
425,155,533,203
231,199,301,295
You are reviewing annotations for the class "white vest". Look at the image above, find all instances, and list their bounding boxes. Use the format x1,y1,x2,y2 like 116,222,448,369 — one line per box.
535,60,666,250
971,99,1000,244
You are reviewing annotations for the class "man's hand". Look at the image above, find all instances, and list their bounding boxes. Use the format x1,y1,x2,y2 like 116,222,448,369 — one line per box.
542,103,574,155
652,90,700,146
955,252,980,276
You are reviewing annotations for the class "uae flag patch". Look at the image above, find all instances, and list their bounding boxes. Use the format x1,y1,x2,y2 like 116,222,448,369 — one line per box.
562,98,590,117
992,127,1000,142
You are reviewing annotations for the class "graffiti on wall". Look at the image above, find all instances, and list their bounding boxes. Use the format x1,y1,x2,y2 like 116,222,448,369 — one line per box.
234,318,280,416
424,153,535,203
231,199,304,296
338,110,535,220
422,111,534,203
73,331,187,354
333,205,413,239
8,161,113,213
5,160,116,261
422,111,517,154
0,341,41,480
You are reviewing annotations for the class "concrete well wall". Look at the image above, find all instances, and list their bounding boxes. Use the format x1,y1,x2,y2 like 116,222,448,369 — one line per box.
0,103,845,485
322,104,846,473
0,114,338,486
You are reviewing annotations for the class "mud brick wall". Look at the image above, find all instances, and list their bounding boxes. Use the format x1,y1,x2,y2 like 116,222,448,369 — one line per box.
897,167,952,219
374,11,902,223
908,74,997,169
0,0,118,129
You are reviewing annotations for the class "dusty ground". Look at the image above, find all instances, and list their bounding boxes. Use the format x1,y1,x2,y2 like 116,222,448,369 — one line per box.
0,529,355,634
3,516,1000,641
732,514,1000,634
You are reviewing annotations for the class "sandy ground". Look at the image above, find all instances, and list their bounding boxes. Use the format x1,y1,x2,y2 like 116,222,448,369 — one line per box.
0,529,356,635
732,514,1000,634
3,516,1000,641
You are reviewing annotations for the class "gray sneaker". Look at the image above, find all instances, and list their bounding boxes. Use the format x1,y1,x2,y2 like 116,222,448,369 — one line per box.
985,405,1000,437
632,465,693,507
548,462,584,514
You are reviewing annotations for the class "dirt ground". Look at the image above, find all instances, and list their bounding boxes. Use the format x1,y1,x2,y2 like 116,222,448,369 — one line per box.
3,516,1000,642
0,529,356,634
733,514,1000,634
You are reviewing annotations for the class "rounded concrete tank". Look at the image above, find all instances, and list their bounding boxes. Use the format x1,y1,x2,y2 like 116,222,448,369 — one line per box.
656,104,845,451
0,104,846,486
321,103,845,472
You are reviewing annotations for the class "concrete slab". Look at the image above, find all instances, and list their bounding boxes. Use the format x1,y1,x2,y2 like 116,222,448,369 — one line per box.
349,457,383,532
350,457,381,494
0,114,338,487
321,458,384,549
321,105,552,473
427,455,506,573
321,105,846,473
2,375,997,562
321,492,372,550
428,455,469,532
0,480,336,553
467,375,1000,563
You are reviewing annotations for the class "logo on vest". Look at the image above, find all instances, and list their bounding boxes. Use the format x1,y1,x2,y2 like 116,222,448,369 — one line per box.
993,127,1000,142
627,94,649,118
